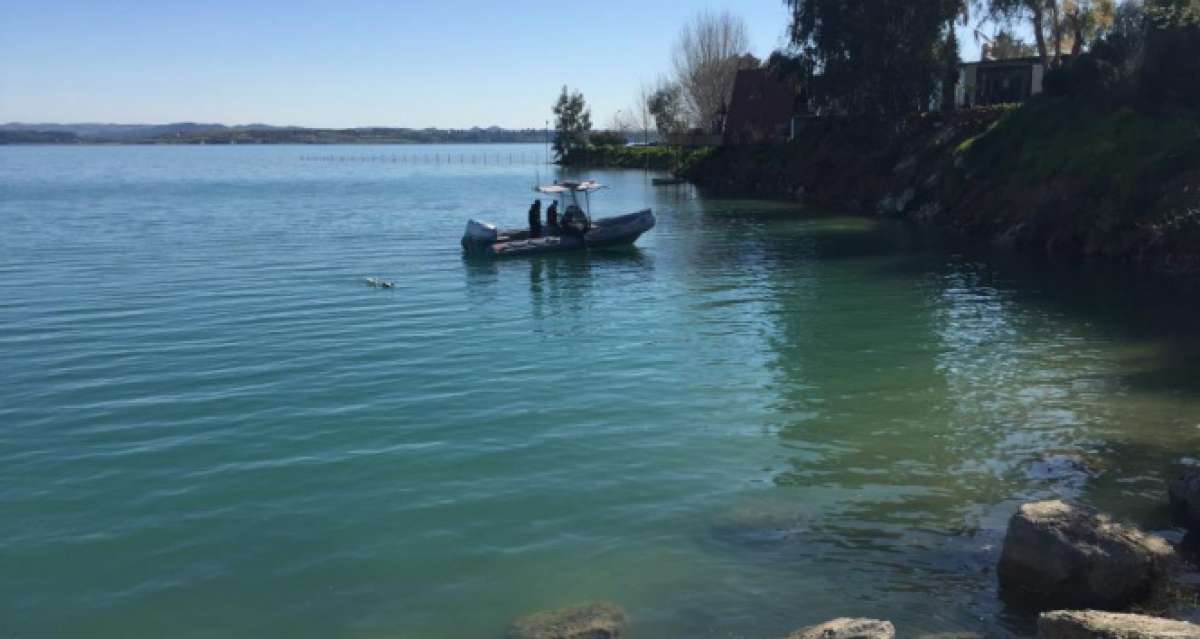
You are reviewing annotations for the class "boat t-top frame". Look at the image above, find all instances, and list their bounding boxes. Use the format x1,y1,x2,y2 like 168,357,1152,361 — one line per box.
535,180,607,220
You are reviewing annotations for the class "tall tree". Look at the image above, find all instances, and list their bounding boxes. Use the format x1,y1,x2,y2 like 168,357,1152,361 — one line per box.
1140,0,1200,103
551,86,591,161
940,28,963,111
672,11,754,132
985,0,1116,65
785,0,963,117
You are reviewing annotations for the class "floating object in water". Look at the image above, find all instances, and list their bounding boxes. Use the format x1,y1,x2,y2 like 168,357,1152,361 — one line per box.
461,180,655,258
365,277,395,289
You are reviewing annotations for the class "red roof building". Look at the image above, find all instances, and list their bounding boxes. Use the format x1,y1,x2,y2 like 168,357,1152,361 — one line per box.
723,68,798,146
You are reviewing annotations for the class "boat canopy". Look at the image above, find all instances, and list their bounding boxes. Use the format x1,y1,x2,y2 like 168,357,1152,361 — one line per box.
535,180,607,195
535,180,606,218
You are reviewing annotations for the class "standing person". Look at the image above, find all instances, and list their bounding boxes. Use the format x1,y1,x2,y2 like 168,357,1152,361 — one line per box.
528,200,542,238
545,200,559,229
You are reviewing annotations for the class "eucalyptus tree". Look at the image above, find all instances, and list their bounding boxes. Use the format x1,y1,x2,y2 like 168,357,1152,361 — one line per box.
984,0,1117,65
784,0,963,117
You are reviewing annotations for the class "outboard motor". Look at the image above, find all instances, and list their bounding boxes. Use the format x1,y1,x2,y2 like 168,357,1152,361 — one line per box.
462,220,498,250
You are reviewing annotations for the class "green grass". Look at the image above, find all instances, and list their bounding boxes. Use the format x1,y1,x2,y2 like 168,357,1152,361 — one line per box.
963,97,1200,181
561,144,712,171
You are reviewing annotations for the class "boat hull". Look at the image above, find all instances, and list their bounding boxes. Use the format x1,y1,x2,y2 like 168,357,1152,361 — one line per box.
463,209,655,258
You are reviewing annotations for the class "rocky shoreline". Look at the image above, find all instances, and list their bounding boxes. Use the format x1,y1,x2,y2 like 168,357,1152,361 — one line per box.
681,99,1200,273
502,470,1200,638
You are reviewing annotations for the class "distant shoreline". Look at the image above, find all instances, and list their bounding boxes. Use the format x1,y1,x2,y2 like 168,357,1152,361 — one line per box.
0,140,552,146
0,125,553,146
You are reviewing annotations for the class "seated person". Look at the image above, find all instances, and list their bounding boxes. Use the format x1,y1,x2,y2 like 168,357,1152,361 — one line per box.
560,204,589,237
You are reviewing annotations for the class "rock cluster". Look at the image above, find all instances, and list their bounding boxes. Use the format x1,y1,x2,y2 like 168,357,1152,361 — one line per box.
785,617,896,639
1038,610,1200,639
1169,467,1200,530
507,602,627,639
997,500,1176,610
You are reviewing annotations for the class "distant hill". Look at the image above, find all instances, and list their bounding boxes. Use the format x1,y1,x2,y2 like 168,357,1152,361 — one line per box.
0,122,550,145
0,122,241,140
0,129,81,144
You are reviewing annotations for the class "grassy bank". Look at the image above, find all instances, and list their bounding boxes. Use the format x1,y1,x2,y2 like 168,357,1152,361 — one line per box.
560,144,713,172
683,99,1200,268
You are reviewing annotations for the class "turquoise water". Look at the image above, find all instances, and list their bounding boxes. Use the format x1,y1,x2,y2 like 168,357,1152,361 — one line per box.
3,144,1200,638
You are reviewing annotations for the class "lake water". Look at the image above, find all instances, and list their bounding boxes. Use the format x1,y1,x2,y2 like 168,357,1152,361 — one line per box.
3,143,1200,639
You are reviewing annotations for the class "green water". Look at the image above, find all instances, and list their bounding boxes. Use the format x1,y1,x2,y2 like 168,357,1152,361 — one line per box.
2,144,1199,638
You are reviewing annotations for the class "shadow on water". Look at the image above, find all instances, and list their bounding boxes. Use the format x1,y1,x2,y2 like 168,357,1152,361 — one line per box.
871,245,1200,515
677,203,1200,636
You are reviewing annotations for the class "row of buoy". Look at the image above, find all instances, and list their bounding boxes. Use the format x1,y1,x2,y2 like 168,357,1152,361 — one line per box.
301,154,548,165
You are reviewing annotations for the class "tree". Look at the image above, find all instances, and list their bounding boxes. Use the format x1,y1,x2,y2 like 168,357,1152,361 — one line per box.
589,130,628,147
1064,0,1118,54
606,110,634,134
672,11,754,132
940,28,963,112
982,29,1040,58
647,80,687,139
785,0,963,117
984,0,1116,66
630,82,657,143
551,86,591,161
1140,0,1200,103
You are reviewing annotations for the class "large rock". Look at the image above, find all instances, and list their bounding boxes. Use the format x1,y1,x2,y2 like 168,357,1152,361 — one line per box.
786,618,896,639
997,500,1176,610
508,602,627,639
1038,610,1200,639
1169,467,1200,530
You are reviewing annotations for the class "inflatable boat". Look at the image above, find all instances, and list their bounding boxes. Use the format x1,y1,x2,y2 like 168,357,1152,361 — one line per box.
461,181,655,258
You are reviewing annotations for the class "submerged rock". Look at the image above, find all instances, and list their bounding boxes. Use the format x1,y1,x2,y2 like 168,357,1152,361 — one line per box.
1025,451,1104,490
1169,467,1200,530
508,602,627,639
877,188,916,216
710,500,811,547
1038,610,1200,639
998,500,1176,611
786,617,896,639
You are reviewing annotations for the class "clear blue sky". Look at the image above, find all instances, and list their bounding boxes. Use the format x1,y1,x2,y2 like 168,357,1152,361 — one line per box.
0,1,987,128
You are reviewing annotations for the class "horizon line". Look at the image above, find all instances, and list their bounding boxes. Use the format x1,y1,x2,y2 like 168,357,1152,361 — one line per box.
2,121,558,131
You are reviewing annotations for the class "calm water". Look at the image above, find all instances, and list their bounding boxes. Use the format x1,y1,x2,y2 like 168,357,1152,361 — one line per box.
3,144,1200,639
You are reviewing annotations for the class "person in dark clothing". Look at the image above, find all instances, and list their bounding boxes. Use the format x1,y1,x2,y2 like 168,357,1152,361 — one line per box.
545,200,559,229
560,204,589,238
528,200,542,238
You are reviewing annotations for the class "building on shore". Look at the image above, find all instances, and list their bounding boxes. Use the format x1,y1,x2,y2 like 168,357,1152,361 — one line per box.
722,68,799,146
956,57,1048,108
719,56,1052,144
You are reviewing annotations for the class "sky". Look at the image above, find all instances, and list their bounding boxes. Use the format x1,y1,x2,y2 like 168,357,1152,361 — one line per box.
0,1,988,129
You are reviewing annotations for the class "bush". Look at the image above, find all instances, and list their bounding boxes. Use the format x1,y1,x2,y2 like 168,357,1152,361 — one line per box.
1141,24,1200,105
1043,54,1126,102
588,131,628,147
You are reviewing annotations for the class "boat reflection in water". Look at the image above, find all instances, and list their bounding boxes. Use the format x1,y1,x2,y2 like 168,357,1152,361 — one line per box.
463,247,655,324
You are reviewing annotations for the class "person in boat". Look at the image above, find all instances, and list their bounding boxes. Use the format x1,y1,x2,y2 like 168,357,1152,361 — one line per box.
528,200,543,238
545,200,559,229
560,203,590,237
